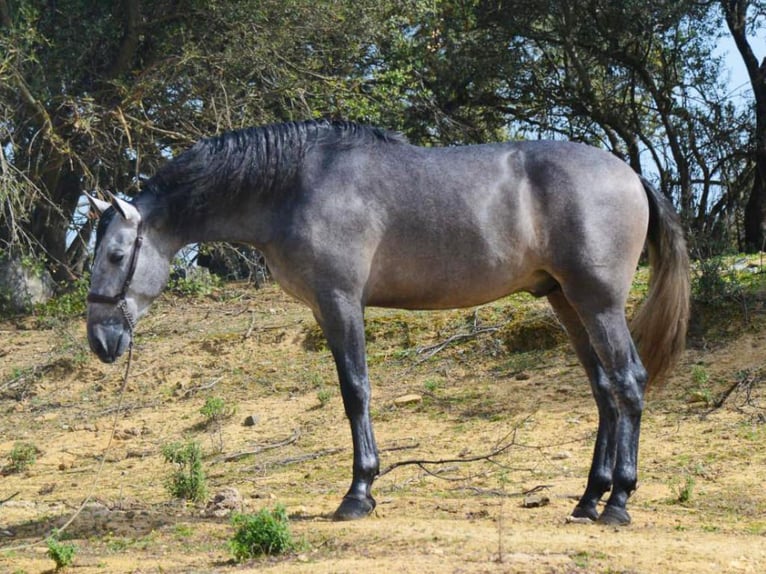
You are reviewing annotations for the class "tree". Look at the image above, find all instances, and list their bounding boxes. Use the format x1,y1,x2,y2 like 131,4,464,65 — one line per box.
0,0,407,282
721,0,766,252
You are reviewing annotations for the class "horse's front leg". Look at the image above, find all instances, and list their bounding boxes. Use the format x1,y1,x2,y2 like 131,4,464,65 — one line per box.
314,294,379,521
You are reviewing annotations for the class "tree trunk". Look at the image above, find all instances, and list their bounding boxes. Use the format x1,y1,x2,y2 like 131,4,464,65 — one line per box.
722,0,766,252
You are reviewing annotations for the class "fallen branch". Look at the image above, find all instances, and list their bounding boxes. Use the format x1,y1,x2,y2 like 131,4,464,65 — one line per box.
266,447,343,467
378,427,519,478
223,428,301,462
414,325,503,364
180,376,223,398
0,491,19,506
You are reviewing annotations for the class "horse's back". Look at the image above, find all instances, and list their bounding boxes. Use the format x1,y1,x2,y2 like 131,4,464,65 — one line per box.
273,139,648,310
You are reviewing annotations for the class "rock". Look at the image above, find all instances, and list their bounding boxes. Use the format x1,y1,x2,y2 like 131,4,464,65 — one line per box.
204,487,243,517
394,394,422,407
522,494,550,508
0,257,55,312
243,415,259,427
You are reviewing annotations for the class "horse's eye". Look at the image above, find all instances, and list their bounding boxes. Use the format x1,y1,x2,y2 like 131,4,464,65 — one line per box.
109,252,125,265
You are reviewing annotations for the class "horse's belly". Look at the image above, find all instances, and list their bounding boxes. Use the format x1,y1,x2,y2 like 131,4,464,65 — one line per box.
364,261,554,310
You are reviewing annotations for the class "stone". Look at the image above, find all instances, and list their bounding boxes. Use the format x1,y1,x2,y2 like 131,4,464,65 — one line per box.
204,487,243,517
522,494,550,508
0,257,55,312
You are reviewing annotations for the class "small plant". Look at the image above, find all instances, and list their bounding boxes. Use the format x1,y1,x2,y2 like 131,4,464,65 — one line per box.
229,505,296,561
168,266,221,297
316,388,333,408
46,531,76,570
8,441,39,473
162,440,208,502
200,396,236,425
670,474,696,504
688,365,713,405
200,396,236,452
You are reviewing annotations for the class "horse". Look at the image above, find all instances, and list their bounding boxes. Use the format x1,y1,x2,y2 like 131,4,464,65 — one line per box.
85,120,689,524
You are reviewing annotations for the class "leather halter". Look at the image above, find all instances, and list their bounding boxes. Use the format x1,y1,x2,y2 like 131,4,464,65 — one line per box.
87,219,144,331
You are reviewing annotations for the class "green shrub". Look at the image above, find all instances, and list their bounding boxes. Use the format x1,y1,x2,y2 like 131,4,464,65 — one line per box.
46,531,77,570
162,440,208,502
229,505,295,561
8,441,39,473
168,267,221,297
200,396,236,425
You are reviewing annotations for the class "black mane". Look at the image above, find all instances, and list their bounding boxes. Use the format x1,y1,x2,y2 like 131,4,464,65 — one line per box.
142,120,406,226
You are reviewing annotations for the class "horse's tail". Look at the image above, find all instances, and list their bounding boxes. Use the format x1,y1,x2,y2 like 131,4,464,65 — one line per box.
631,176,690,387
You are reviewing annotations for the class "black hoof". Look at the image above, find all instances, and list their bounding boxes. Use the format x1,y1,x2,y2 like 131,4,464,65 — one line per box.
332,495,376,521
570,504,599,522
597,505,631,525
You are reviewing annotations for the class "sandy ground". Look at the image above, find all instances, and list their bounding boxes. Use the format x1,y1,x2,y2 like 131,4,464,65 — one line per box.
1,281,765,573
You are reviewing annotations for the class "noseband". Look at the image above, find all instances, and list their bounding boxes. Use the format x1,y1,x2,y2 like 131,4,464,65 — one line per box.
87,220,144,332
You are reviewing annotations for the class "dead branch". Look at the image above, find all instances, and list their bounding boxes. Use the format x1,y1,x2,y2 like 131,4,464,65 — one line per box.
223,428,301,462
180,376,223,398
0,491,19,506
414,325,503,364
265,447,343,467
378,427,519,478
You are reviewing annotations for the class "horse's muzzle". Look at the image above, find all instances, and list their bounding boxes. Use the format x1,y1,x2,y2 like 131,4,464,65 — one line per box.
88,322,131,363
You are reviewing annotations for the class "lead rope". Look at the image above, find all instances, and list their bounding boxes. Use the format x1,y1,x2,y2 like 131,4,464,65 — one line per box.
0,326,135,553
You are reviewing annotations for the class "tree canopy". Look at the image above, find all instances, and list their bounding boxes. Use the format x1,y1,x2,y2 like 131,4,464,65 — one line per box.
1,0,764,287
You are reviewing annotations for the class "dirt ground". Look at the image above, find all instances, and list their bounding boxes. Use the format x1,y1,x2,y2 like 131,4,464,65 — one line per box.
1,272,765,573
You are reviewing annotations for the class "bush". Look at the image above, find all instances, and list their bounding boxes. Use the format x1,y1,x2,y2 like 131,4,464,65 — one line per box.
46,531,77,570
229,505,295,561
7,441,39,473
161,440,208,502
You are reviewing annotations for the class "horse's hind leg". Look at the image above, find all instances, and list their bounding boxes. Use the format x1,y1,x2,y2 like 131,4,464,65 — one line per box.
551,285,648,525
548,291,617,521
313,292,379,521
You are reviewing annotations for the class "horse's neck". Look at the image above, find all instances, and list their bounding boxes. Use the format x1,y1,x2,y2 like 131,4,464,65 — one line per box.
146,193,266,251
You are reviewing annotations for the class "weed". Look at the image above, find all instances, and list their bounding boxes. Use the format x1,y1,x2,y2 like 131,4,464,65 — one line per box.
688,365,713,405
229,505,296,561
423,378,443,393
200,396,236,425
317,388,333,407
168,266,221,297
7,441,39,473
162,440,208,502
670,474,696,504
199,396,236,452
33,275,89,326
46,531,76,570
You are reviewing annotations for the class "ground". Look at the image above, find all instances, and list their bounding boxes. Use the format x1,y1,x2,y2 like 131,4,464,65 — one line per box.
0,263,765,574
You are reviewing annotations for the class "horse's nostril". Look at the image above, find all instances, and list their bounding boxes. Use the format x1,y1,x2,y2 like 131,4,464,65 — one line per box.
88,323,125,363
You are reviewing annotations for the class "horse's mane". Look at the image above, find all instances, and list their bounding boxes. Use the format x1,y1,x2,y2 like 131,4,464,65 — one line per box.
143,120,406,225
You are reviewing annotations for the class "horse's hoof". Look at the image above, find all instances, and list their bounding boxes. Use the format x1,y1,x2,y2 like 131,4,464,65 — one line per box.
597,505,631,525
570,504,599,522
332,495,376,521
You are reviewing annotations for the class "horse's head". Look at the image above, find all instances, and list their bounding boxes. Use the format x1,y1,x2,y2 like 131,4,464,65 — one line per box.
86,193,172,363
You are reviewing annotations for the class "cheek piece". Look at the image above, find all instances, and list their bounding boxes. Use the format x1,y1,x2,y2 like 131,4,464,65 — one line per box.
87,220,144,334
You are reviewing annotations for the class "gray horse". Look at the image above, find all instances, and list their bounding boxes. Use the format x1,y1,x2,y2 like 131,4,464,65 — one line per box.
86,120,689,524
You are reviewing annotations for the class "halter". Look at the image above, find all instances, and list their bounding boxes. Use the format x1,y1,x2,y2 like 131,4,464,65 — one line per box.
87,219,144,332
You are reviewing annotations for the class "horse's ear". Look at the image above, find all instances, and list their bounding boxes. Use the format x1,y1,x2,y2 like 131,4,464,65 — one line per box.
106,191,141,224
85,193,112,216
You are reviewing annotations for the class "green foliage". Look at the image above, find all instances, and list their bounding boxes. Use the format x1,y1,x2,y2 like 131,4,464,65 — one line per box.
33,275,89,324
168,268,222,298
199,396,235,425
162,440,208,502
229,505,296,561
7,441,38,473
316,388,333,407
670,474,696,504
46,531,77,571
